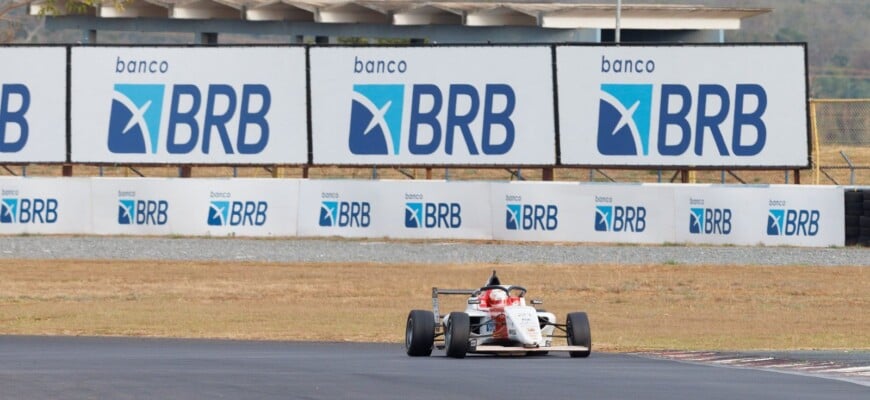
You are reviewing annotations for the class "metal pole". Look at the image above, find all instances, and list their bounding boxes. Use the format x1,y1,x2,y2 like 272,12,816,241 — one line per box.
615,0,622,43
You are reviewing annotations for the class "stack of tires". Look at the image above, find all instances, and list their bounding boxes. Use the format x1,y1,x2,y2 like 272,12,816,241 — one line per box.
862,190,870,247
845,189,870,246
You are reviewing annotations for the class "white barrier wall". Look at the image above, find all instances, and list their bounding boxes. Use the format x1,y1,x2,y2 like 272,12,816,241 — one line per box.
89,178,299,237
673,185,767,246
174,178,299,237
297,179,394,238
0,177,92,234
758,185,844,247
577,183,677,244
0,47,67,162
0,177,845,247
70,47,308,164
299,180,492,240
310,46,556,165
490,182,591,242
557,45,809,167
386,180,493,240
490,182,675,244
91,178,184,236
672,185,844,247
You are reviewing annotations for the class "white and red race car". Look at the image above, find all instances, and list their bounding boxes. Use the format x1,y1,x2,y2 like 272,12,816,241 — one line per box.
405,271,591,358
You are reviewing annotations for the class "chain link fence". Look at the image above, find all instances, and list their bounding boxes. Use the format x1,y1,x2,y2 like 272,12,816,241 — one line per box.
812,99,870,185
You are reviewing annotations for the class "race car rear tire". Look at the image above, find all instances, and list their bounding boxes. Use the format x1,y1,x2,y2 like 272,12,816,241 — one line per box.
445,312,470,359
406,310,435,357
567,312,592,358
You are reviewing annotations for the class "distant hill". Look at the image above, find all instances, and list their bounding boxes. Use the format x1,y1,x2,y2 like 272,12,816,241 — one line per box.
621,0,868,98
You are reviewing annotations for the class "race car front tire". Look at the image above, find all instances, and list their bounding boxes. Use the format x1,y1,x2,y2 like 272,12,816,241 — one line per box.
567,312,592,358
406,310,435,357
445,312,470,359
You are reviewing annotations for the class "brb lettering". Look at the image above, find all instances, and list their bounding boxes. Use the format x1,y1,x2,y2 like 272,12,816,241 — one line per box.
109,57,271,156
597,55,767,158
349,56,516,157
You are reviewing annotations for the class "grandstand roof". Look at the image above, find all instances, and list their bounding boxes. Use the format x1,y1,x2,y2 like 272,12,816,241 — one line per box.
30,1,770,30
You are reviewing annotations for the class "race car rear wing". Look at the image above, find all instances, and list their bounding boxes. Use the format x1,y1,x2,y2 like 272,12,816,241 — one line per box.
431,287,475,323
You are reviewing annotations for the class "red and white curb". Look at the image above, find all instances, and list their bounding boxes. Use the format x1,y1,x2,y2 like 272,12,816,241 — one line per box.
639,351,870,386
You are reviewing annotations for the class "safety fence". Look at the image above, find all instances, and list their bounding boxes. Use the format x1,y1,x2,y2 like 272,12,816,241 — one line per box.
812,99,870,185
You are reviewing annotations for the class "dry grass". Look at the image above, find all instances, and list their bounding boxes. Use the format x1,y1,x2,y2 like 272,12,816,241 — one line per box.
1,260,867,352
5,146,868,185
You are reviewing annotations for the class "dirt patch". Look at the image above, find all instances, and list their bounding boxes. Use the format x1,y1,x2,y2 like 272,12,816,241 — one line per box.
7,146,868,184
0,260,867,352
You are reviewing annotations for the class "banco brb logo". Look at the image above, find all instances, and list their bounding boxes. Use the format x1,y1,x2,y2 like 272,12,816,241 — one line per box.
319,200,371,228
348,82,516,156
598,84,653,156
208,200,268,227
595,59,768,158
767,208,819,236
405,202,461,229
506,203,558,231
690,207,732,235
109,84,165,154
108,82,271,155
1,197,58,224
349,84,404,155
118,198,168,225
594,204,646,232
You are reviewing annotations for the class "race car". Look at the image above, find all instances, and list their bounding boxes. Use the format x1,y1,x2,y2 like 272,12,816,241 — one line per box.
405,271,591,358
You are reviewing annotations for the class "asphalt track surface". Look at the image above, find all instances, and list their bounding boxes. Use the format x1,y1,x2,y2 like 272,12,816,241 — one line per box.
0,336,867,400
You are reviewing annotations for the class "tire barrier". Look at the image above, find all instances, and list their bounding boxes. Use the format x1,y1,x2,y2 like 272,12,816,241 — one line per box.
844,188,870,247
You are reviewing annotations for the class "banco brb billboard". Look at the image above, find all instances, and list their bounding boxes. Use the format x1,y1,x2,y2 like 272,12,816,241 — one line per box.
0,47,67,163
310,46,556,165
557,44,808,167
70,46,308,164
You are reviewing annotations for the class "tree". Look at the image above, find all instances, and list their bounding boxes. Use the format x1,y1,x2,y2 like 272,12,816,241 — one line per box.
0,1,28,43
0,0,125,43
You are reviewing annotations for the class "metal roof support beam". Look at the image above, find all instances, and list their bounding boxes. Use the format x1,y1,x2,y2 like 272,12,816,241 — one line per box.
246,3,313,22
44,15,597,43
392,5,462,26
197,31,218,44
82,29,97,44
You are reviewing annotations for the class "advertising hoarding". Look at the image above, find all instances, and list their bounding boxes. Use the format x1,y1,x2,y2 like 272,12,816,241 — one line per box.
70,47,308,164
0,47,67,162
0,177,92,234
673,184,768,246
176,178,300,237
758,185,844,247
310,46,556,165
297,179,393,238
490,181,592,242
576,183,676,244
557,45,809,167
673,184,844,247
90,178,188,236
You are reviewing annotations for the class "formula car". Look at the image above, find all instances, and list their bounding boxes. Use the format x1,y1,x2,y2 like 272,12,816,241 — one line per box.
405,271,591,358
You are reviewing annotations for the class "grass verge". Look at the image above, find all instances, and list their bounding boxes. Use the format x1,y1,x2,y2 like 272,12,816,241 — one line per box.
0,260,867,352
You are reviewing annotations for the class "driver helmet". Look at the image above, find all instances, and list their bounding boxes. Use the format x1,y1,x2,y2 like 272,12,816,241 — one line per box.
488,289,507,305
